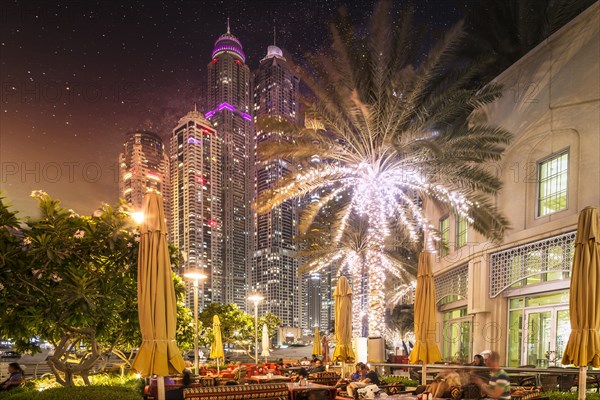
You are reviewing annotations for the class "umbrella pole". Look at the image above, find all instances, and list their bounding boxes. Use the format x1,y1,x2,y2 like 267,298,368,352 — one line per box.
157,376,165,400
217,358,219,374
578,366,586,400
422,364,427,386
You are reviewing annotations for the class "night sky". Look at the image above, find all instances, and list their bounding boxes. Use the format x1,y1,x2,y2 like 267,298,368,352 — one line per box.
0,0,470,218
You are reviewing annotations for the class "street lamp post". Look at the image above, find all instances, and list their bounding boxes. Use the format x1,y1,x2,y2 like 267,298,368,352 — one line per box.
183,268,207,374
248,294,263,365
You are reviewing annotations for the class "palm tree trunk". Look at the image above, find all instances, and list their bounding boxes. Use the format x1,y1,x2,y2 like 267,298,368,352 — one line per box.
351,272,363,337
366,212,387,337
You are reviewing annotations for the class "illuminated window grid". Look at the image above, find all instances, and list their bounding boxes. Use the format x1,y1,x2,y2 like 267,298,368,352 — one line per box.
538,150,569,217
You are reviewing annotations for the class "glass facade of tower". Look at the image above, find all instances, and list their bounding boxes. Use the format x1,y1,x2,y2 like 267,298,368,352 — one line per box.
207,30,253,310
252,45,301,328
170,110,223,309
301,269,334,334
118,131,170,224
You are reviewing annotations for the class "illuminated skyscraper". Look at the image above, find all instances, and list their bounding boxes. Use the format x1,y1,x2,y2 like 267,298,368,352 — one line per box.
206,21,253,310
252,42,300,327
170,109,222,308
118,130,170,219
301,270,334,334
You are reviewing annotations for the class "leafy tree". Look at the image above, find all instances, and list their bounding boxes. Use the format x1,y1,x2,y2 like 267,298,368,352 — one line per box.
197,303,281,361
0,192,192,385
259,312,282,341
173,274,195,352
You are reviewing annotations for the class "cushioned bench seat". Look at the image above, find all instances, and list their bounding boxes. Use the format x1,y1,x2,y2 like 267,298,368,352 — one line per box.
183,382,290,400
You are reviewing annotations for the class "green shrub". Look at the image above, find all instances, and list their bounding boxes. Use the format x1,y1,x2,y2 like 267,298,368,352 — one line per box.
381,376,420,387
544,392,600,400
0,386,142,400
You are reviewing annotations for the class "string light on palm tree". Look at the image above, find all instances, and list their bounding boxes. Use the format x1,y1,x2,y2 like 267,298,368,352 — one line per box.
300,217,417,336
257,2,511,337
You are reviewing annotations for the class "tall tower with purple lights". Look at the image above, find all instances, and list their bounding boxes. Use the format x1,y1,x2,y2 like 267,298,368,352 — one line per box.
206,20,253,310
170,109,222,308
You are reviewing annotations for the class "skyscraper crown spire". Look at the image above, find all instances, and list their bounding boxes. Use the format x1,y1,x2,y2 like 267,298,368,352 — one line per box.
273,25,276,46
211,18,246,62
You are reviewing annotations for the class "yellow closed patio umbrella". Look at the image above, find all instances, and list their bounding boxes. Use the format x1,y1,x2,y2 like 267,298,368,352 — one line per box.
332,276,355,377
409,251,442,384
312,326,322,357
210,315,225,374
131,193,185,400
562,207,600,400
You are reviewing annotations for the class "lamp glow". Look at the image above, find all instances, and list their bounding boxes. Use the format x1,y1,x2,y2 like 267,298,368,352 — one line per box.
248,293,263,365
248,294,264,303
183,268,207,373
131,211,145,224
183,270,207,281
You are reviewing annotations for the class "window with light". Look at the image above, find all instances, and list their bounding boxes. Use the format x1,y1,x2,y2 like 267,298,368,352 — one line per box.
439,216,450,256
456,216,468,248
538,151,568,217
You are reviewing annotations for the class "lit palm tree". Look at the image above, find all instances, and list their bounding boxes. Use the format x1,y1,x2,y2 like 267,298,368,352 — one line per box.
257,1,511,336
299,215,417,336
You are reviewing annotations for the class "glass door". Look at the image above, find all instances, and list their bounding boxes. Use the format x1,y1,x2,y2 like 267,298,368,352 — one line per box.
555,309,571,366
442,317,472,363
523,306,569,367
524,309,552,367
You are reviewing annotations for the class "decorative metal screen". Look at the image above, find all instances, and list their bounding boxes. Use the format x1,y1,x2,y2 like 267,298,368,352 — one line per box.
489,231,576,298
434,264,468,304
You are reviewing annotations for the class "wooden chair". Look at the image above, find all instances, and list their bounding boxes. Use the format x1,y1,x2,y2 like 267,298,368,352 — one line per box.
557,374,576,392
516,366,536,387
539,374,558,391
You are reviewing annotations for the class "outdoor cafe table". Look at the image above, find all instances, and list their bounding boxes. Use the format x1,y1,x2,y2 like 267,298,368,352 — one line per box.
286,382,337,400
248,375,293,384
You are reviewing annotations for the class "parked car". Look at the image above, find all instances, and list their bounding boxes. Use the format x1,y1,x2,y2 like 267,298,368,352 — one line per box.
0,351,21,359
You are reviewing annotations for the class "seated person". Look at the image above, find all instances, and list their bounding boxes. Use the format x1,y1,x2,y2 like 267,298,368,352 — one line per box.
347,364,380,398
472,355,485,366
336,362,366,389
230,361,242,374
427,367,462,398
182,369,193,388
472,351,510,400
0,363,24,391
256,366,267,375
470,354,490,382
300,357,311,366
310,359,326,374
